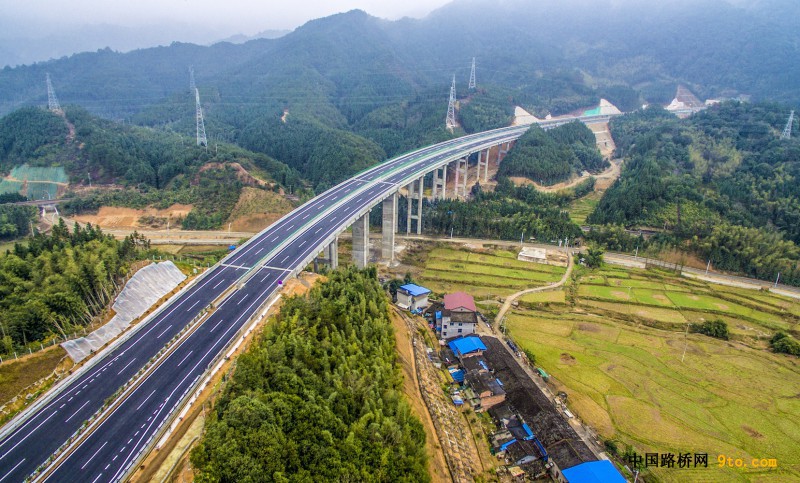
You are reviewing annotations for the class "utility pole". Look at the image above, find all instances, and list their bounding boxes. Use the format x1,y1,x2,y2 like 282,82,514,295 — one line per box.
195,88,208,148
46,73,62,113
775,272,781,288
705,259,711,274
468,57,476,90
781,110,794,140
446,75,457,132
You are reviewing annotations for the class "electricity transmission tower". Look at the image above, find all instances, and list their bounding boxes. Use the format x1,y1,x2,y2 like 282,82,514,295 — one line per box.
195,88,208,148
781,110,794,140
469,57,476,90
446,75,457,131
46,73,62,113
189,66,196,91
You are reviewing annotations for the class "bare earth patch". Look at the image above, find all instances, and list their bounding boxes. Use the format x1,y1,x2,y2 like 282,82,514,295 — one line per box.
611,291,630,299
560,352,577,365
742,425,764,439
578,323,601,333
73,204,193,229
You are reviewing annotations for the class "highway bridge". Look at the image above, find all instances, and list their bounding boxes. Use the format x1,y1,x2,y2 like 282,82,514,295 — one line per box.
0,115,612,482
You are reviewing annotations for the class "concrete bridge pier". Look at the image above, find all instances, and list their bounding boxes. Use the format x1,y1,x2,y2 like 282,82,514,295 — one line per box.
382,192,397,263
352,214,369,268
433,165,447,200
477,149,489,183
327,237,338,269
456,158,468,198
406,178,423,235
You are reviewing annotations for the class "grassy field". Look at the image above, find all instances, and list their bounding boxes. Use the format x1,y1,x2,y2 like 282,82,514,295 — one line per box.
568,191,601,225
415,247,565,297
506,266,800,482
408,244,800,481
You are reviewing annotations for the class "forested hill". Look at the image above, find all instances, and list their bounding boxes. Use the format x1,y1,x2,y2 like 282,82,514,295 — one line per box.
1,0,798,121
589,102,800,285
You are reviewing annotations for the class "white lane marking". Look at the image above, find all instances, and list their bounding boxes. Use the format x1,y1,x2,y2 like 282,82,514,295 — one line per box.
75,391,81,395
0,458,25,482
65,400,91,422
298,240,306,247
116,357,137,376
212,279,226,290
68,396,74,402
104,464,110,470
80,441,107,470
221,263,250,270
177,350,193,367
256,247,264,255
136,390,156,411
271,236,279,242
128,439,132,445
186,300,200,312
113,454,118,461
331,216,337,222
59,404,66,409
315,228,322,234
237,294,249,305
90,474,103,483
156,325,173,339
280,255,290,263
120,446,126,453
302,213,310,220
134,431,140,436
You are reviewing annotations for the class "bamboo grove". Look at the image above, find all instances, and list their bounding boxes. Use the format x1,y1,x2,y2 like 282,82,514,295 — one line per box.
191,267,429,482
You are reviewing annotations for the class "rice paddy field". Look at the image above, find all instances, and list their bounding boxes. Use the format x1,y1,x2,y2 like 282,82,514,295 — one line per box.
415,247,565,298
506,265,800,482
410,245,800,481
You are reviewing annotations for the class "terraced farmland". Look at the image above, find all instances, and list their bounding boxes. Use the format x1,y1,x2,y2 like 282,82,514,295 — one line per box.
507,266,800,482
416,247,565,298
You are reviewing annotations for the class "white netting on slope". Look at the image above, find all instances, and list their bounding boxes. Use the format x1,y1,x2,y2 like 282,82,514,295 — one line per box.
62,261,186,363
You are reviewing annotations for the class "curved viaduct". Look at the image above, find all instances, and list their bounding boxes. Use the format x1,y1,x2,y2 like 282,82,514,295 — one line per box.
0,115,612,483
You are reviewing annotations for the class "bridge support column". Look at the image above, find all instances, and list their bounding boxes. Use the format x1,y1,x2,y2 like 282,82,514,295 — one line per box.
432,166,446,200
477,150,489,183
406,177,424,235
441,165,448,199
456,158,468,198
484,149,490,181
416,176,423,234
327,237,338,269
382,193,397,263
352,214,369,269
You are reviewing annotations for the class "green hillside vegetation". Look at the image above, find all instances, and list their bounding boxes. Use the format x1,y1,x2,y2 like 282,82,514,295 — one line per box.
422,177,584,244
0,219,150,352
588,103,800,286
0,205,36,241
498,122,608,185
191,267,429,482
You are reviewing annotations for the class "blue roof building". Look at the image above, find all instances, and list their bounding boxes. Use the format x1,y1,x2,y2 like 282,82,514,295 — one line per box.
396,283,431,311
562,460,626,483
448,336,487,358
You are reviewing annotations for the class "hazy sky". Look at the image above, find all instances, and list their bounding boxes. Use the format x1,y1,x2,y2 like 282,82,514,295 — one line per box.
1,0,453,36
